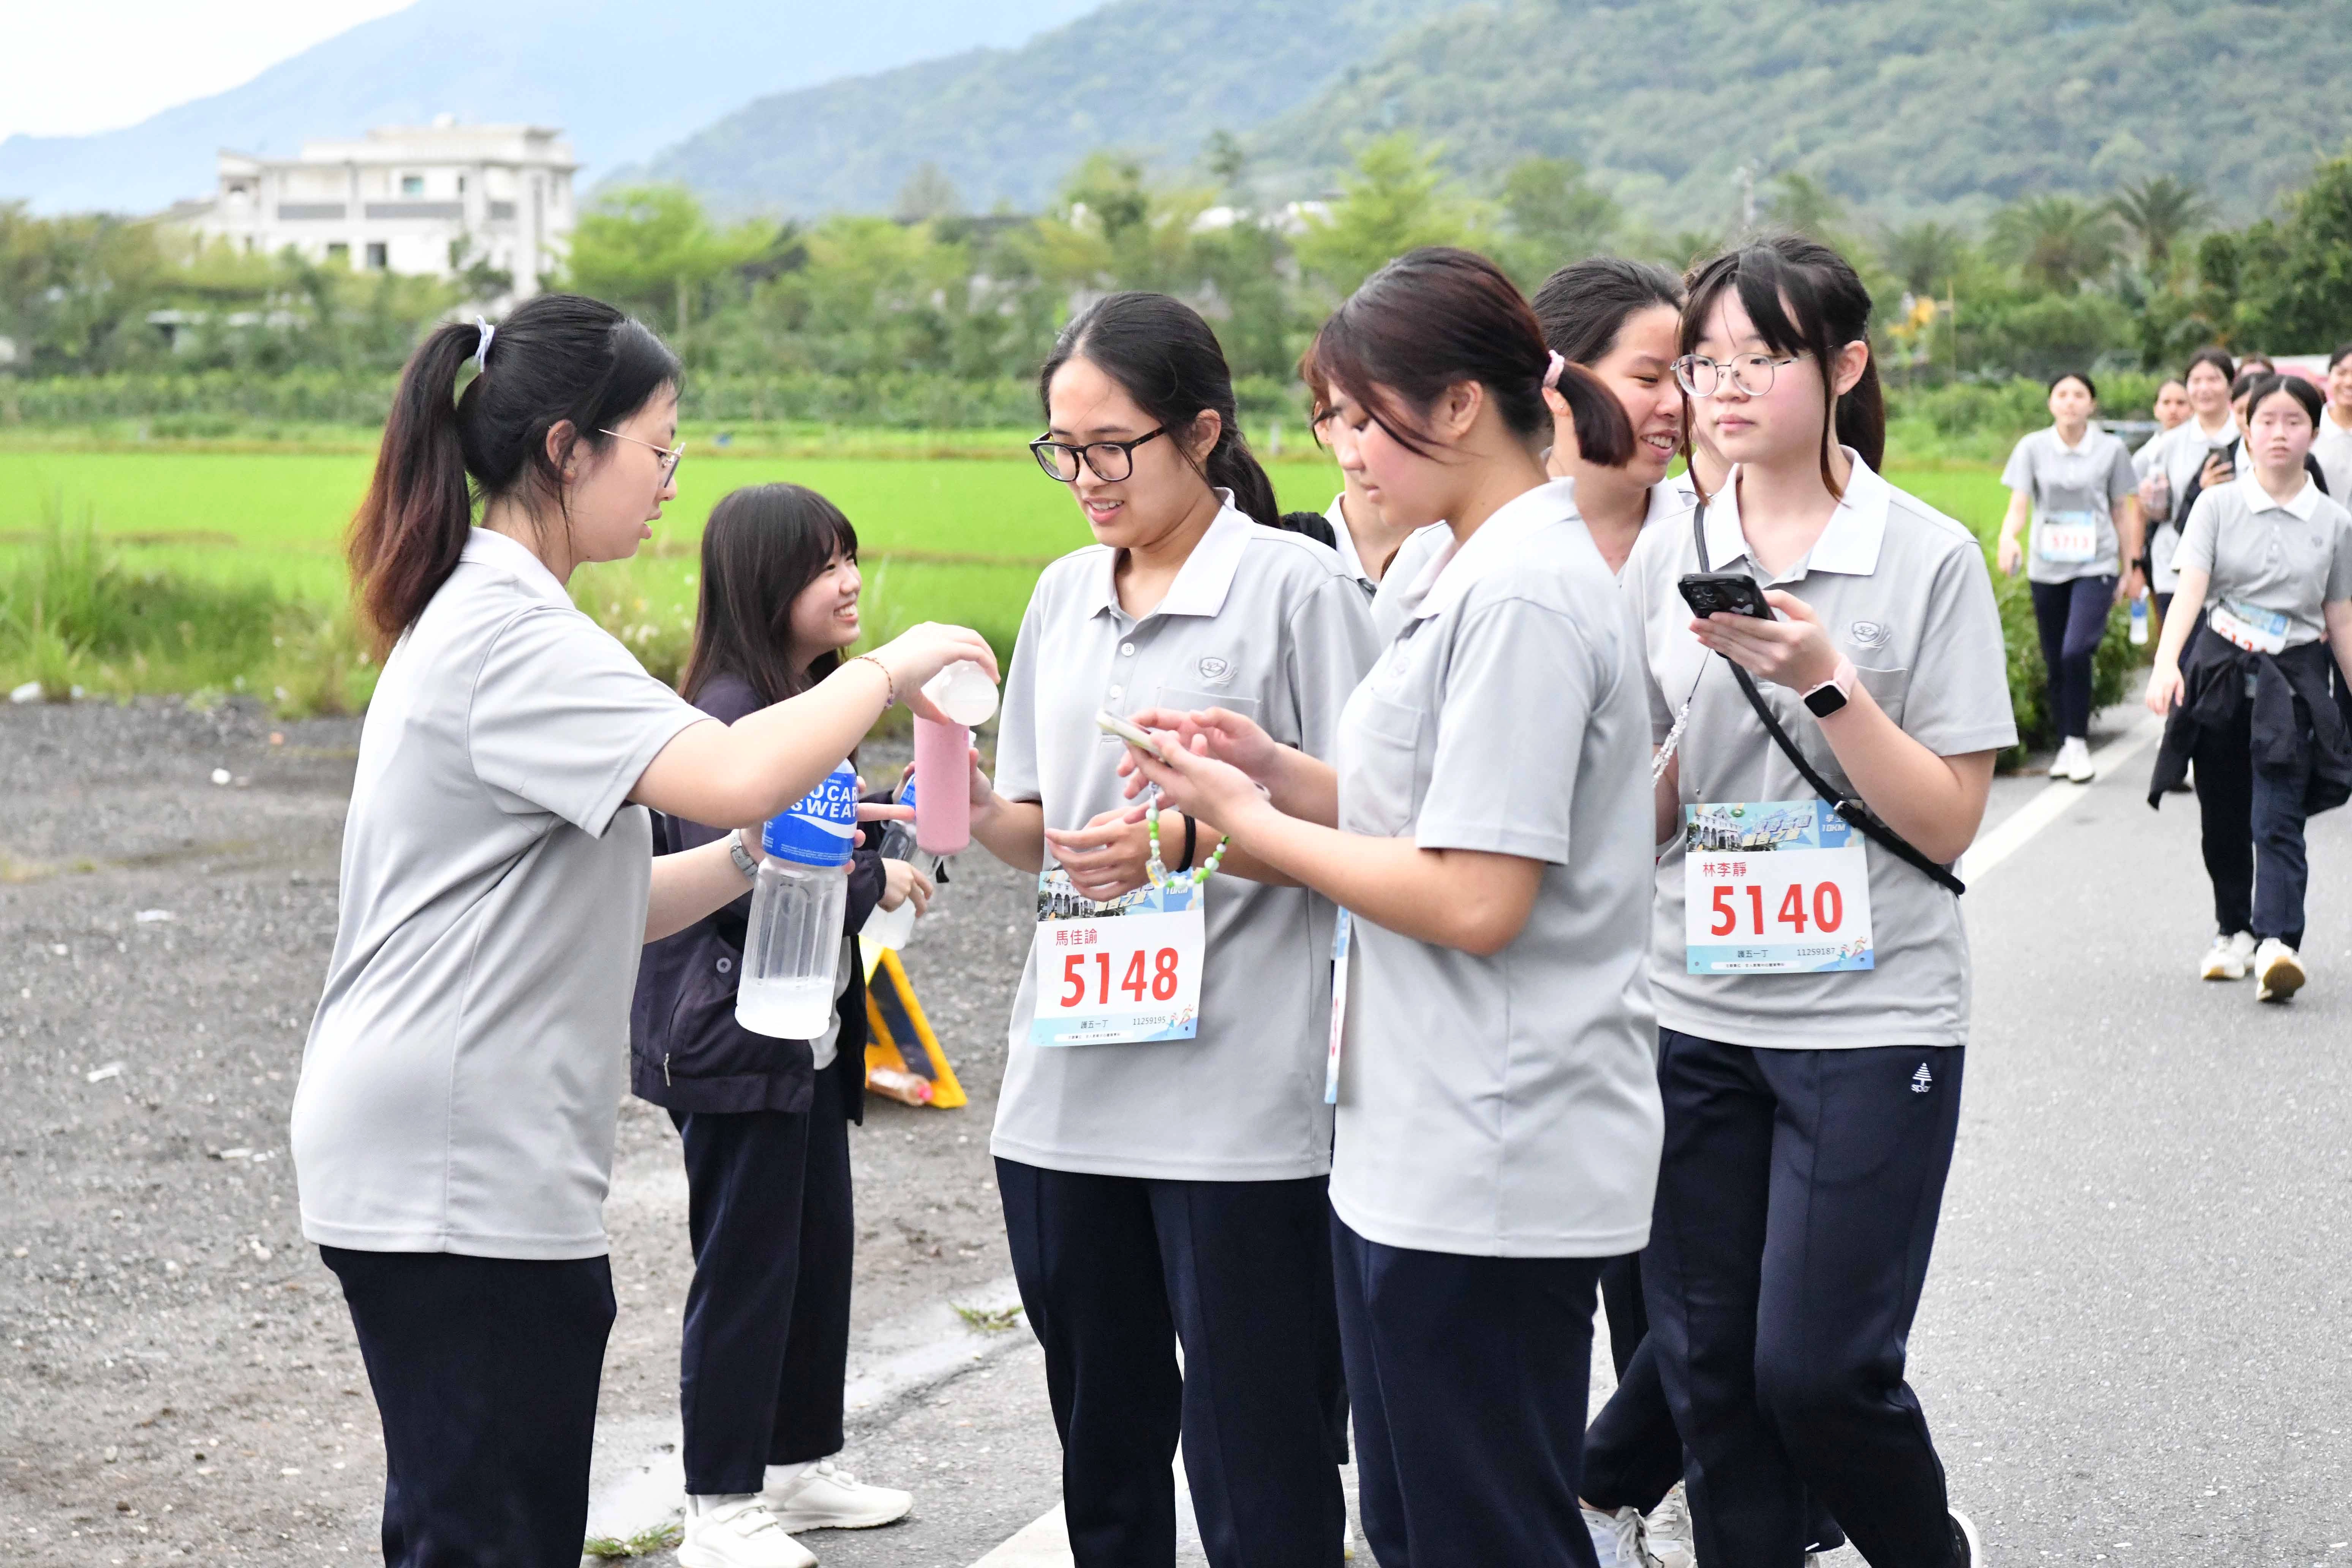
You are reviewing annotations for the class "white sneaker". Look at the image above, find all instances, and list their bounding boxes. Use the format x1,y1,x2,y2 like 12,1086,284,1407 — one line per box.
2256,938,2307,1003
1950,1505,1982,1565
1583,1503,1676,1568
2054,736,2095,782
2200,931,2256,981
760,1457,912,1532
678,1496,816,1568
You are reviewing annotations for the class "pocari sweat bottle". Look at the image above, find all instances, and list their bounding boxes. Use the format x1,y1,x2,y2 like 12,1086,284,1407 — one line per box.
737,760,860,1040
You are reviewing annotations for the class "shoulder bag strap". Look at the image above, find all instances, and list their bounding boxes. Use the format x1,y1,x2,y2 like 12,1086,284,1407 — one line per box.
1692,502,1966,896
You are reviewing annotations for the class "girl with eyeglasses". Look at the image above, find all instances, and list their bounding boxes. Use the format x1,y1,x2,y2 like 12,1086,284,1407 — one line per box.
963,291,1379,1567
1604,237,2012,1568
291,296,991,1568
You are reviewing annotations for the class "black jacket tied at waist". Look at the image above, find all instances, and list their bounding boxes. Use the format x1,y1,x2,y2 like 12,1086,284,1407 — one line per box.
2149,622,2352,814
630,672,879,1121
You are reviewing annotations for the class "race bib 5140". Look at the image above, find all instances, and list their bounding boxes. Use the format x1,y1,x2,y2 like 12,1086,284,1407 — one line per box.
1684,800,1874,974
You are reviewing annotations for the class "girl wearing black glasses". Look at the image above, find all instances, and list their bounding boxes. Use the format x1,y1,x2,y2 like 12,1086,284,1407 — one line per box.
967,292,1380,1566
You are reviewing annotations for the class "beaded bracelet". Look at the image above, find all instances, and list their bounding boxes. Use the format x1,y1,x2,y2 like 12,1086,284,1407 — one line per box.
1143,794,1228,891
851,653,896,707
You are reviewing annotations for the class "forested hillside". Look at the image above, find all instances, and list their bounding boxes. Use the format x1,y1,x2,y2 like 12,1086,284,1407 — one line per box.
638,0,2352,224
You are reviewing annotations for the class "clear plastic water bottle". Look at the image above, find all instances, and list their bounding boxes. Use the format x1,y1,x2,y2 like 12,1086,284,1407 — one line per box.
2129,591,2150,646
737,761,860,1040
861,775,922,951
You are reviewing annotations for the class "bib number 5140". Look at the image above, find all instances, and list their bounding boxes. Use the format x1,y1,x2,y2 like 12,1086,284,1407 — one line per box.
1710,880,1846,937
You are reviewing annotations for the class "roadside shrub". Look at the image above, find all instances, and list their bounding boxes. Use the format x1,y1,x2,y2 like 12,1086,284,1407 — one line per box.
1991,566,2142,762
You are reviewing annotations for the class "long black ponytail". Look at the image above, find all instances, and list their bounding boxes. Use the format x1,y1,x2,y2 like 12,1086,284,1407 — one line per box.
1037,292,1281,528
348,293,680,656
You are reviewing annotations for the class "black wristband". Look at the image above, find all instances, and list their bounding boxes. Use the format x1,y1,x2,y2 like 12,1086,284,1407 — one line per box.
1178,814,1198,873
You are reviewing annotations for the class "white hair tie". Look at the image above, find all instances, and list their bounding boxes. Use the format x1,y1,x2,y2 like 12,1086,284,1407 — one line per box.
473,317,496,372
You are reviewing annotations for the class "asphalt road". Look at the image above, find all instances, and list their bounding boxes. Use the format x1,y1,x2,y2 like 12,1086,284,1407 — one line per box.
8,698,2352,1566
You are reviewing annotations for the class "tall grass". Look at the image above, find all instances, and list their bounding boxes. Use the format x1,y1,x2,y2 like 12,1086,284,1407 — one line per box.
0,509,373,714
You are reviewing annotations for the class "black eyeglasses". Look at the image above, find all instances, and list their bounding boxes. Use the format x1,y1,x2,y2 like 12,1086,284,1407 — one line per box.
1029,427,1167,483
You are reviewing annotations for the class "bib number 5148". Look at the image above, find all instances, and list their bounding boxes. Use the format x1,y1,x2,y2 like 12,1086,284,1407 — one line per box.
1060,945,1185,1007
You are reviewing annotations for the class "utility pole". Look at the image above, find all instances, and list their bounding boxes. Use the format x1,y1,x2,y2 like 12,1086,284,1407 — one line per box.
1737,165,1756,233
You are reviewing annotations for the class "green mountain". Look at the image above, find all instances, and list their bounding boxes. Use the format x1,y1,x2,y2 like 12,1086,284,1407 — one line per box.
1251,0,2352,228
628,0,1457,215
639,0,2352,229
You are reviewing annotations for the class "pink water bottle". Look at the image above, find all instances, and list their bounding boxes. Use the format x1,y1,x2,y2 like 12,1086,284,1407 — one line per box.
913,661,996,856
913,716,971,855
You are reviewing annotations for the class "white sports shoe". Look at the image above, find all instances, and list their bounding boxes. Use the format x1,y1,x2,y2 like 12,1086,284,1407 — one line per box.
1950,1505,1982,1565
760,1457,913,1532
1583,1503,1685,1568
2051,736,2095,782
2256,938,2307,1003
2200,930,2256,980
678,1496,817,1568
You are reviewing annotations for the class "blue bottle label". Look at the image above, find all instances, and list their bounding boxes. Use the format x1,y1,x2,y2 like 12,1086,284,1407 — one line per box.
762,762,860,868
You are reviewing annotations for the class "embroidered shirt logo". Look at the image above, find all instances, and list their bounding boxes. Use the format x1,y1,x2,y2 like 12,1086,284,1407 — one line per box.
1197,656,1233,683
1850,620,1892,650
1910,1062,1933,1094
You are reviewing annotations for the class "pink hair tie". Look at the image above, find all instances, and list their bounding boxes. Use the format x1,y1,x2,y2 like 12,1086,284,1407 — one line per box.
1543,350,1566,390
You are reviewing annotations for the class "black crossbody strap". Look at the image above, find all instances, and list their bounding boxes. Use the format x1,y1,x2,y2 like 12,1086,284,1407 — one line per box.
1692,503,1966,897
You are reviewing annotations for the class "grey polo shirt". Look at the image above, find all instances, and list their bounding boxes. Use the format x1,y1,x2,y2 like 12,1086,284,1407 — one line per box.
2314,407,2352,505
2147,416,2240,591
1329,479,1662,1259
292,529,706,1258
991,500,1381,1181
1624,452,2017,1051
2001,426,2139,583
2175,469,2352,646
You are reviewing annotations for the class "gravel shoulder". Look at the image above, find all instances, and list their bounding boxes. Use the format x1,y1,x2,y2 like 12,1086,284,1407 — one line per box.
0,700,1035,1566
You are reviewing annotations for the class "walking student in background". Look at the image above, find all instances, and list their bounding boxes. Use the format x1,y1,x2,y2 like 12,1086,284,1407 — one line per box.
1312,442,1424,588
2147,373,2352,1001
1996,372,2143,782
2139,348,2238,622
291,295,993,1568
1125,247,1663,1568
2311,345,2352,501
632,485,930,1568
1612,236,2013,1568
964,292,1379,1568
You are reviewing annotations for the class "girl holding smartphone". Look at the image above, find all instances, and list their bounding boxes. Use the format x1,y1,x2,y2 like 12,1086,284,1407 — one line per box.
964,292,1379,1567
292,296,991,1568
1609,236,2013,1567
1123,247,1662,1566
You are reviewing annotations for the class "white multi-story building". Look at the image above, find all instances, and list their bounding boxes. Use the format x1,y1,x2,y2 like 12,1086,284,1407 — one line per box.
182,121,576,297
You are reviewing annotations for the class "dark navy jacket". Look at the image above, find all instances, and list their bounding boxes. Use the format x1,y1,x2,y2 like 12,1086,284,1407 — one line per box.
629,673,878,1121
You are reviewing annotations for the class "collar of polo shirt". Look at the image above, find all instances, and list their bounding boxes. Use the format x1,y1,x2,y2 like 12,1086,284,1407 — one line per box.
1405,477,1579,623
461,526,571,606
1083,491,1257,621
2235,463,2321,519
1702,446,1892,583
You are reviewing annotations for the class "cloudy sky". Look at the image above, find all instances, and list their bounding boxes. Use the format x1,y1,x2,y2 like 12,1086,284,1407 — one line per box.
5,0,411,141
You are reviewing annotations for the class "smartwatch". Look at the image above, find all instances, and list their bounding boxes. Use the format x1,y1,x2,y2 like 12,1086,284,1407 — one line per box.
1802,659,1856,719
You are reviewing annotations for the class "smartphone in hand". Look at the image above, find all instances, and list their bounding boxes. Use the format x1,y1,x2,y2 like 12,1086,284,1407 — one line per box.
1677,572,1774,620
1095,710,1171,763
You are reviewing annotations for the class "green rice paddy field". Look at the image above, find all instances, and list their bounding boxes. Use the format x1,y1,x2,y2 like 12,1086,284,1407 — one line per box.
0,443,2012,689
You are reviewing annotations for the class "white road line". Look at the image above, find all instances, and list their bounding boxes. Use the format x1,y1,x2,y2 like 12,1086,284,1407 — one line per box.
1961,714,2163,882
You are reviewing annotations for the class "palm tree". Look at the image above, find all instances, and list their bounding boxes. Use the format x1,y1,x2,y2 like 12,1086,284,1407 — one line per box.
1878,220,1971,297
1990,195,2122,293
2109,175,2210,273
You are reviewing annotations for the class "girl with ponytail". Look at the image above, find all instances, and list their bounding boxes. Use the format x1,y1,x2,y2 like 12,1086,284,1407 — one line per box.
962,291,1380,1565
1120,248,1662,1564
1606,235,2009,1566
294,293,994,1568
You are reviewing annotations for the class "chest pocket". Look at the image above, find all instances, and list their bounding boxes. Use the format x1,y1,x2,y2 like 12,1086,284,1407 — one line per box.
1155,686,1263,733
1339,689,1424,838
1854,664,1909,730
